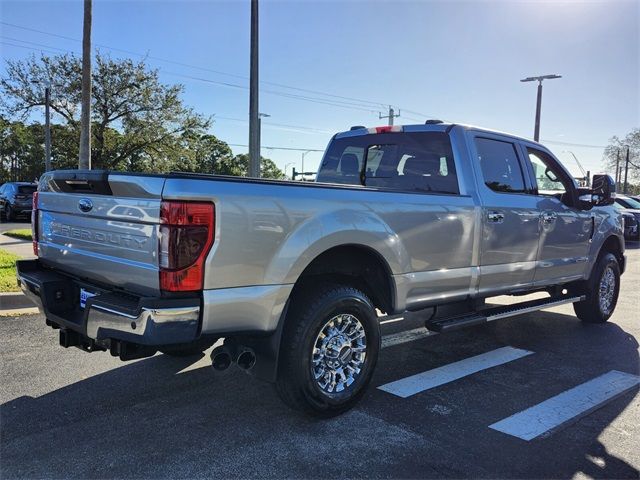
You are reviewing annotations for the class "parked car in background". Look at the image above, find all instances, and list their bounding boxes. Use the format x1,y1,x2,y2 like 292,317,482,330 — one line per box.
0,182,38,221
614,195,640,241
621,211,639,241
628,195,640,203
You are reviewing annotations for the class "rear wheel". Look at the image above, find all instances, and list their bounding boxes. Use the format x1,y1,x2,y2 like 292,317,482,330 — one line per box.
573,252,620,323
276,283,380,417
159,338,216,357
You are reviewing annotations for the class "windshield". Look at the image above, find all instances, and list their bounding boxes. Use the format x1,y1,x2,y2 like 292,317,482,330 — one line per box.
617,197,640,209
17,185,37,195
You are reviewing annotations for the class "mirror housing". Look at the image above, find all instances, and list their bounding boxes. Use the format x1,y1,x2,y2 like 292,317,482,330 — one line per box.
591,174,616,206
577,174,615,210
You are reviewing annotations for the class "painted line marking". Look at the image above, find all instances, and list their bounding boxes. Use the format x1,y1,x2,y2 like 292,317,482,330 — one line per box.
380,316,404,325
378,346,533,398
489,370,640,441
381,328,436,349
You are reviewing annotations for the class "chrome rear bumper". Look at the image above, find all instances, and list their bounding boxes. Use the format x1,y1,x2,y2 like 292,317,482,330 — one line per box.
16,259,201,346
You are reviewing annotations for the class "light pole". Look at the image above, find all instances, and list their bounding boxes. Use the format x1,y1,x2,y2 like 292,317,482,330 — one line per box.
256,112,270,174
520,74,561,142
248,0,260,177
301,150,313,180
284,162,294,179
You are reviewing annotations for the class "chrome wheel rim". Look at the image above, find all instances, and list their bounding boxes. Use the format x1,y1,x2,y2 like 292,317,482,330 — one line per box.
598,266,616,315
312,313,367,394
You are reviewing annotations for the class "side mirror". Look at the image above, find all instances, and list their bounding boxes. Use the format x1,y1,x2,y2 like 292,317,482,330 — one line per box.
591,174,616,206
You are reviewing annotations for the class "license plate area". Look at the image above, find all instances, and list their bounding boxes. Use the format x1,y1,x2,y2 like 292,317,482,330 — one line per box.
79,288,97,309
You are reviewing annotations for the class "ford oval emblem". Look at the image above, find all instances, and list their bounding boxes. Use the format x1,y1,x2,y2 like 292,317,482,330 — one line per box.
78,198,93,213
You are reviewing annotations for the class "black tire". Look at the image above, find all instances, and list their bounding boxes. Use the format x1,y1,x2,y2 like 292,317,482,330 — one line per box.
159,338,216,357
573,252,620,323
276,283,380,417
5,205,15,222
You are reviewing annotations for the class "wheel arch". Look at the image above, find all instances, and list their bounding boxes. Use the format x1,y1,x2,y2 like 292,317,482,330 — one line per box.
598,235,625,272
293,243,396,315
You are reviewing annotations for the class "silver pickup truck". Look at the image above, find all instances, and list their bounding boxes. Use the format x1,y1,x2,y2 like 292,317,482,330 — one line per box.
17,122,625,416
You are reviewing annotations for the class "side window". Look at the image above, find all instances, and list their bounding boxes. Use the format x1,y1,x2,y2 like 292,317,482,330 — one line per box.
527,148,570,196
475,138,527,193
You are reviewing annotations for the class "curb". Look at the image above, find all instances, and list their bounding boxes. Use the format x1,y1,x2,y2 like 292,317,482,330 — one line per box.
0,291,35,310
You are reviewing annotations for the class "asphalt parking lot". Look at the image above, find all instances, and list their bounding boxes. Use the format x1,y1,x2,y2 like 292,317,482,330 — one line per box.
1,245,638,479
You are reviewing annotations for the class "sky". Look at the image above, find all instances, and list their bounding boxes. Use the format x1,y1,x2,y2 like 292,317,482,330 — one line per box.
0,0,638,178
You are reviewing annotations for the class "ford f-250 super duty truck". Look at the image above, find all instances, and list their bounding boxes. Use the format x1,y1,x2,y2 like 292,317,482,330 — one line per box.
17,122,625,416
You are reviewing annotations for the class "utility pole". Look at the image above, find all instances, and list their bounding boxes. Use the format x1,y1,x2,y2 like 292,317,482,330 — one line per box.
623,146,630,194
44,84,51,172
520,74,562,142
79,0,92,170
379,106,400,126
615,149,620,184
248,0,260,177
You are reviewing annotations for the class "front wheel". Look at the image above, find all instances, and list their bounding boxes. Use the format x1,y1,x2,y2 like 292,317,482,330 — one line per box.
573,252,621,323
276,283,380,417
5,206,15,222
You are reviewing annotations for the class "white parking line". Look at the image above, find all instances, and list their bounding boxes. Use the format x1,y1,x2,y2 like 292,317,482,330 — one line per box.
381,327,436,349
378,346,533,398
380,316,404,325
489,370,640,441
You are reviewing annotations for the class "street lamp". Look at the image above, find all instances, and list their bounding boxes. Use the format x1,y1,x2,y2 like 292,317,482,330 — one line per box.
284,162,294,179
256,112,270,174
301,150,313,180
520,74,562,142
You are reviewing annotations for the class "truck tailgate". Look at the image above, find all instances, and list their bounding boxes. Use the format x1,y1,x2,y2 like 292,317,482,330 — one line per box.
36,172,165,296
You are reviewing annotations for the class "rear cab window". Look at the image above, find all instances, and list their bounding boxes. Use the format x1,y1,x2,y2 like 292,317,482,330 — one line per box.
316,131,459,195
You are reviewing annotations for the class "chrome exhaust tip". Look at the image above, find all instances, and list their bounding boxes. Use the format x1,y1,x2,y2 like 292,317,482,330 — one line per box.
210,346,232,371
237,348,256,371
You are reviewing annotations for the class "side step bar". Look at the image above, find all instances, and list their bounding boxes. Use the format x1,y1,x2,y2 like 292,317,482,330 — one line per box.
426,295,585,333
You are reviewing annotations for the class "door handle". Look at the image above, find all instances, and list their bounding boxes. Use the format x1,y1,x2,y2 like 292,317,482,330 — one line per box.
487,211,505,223
541,211,558,224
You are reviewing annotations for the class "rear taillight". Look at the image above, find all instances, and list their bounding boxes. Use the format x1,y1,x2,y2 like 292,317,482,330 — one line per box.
31,191,39,256
159,201,215,292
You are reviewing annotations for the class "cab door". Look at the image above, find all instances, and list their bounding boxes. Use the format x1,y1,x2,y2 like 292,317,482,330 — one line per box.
521,145,592,285
472,134,541,296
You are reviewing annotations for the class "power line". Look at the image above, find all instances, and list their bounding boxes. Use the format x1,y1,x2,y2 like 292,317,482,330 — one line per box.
0,41,64,56
2,33,383,114
1,36,75,53
161,70,381,113
228,143,324,152
542,139,607,149
215,115,331,134
0,21,389,109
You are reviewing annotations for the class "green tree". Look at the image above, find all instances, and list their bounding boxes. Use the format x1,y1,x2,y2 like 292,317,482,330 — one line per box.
0,117,41,182
603,128,640,193
1,53,210,171
220,153,286,179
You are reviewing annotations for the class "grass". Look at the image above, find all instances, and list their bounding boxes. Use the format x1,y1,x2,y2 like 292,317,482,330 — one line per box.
3,229,32,241
0,248,21,292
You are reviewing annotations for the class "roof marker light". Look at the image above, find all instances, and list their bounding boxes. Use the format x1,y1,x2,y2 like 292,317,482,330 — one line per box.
367,125,403,134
